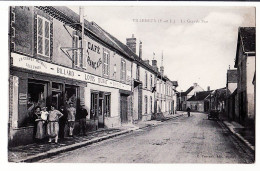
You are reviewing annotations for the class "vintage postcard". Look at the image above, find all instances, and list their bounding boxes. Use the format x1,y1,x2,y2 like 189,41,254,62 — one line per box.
7,5,255,163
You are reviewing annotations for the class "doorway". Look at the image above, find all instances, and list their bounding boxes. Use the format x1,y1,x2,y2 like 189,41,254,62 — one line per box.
120,94,128,123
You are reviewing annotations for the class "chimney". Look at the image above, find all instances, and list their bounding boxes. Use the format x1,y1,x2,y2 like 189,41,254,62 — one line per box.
126,34,136,53
143,60,149,65
207,86,210,91
193,83,198,87
160,66,164,76
139,41,142,59
152,59,158,71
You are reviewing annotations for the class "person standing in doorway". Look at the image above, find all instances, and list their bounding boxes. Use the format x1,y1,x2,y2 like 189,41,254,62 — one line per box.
47,105,63,143
59,105,67,139
77,105,88,136
67,102,76,137
187,107,191,117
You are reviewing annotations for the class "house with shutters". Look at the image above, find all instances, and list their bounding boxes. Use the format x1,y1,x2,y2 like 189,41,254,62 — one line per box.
9,6,134,146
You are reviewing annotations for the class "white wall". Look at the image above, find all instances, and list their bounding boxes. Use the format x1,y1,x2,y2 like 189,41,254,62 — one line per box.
246,56,255,119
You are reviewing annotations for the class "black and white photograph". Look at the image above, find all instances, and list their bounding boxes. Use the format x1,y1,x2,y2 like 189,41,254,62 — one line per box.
6,4,256,164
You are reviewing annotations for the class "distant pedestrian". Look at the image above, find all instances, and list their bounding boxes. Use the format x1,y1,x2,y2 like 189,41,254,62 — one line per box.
67,102,76,137
47,105,63,143
77,105,88,135
59,105,67,139
187,107,191,117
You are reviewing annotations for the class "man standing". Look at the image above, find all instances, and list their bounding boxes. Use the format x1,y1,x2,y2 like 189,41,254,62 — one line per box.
187,107,191,117
77,105,88,136
59,105,67,139
67,102,76,137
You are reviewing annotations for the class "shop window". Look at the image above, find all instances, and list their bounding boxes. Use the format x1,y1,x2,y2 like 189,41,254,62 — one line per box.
104,94,111,117
37,15,50,57
144,96,148,114
90,92,98,119
103,50,110,77
121,59,126,81
25,80,47,127
65,85,78,109
52,82,63,110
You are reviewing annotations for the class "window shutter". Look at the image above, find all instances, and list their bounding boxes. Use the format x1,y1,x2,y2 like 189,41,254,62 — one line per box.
82,40,87,69
107,52,110,76
37,17,43,55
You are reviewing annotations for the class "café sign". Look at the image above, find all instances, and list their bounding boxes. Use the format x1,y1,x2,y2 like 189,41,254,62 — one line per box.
11,53,131,91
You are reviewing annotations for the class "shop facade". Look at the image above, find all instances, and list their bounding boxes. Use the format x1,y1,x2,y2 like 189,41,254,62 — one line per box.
9,6,133,146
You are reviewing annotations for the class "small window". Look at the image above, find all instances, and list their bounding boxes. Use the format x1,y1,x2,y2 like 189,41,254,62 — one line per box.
121,59,126,81
73,35,81,67
150,96,153,113
144,96,148,114
103,50,110,76
150,74,153,91
145,71,148,88
37,15,50,57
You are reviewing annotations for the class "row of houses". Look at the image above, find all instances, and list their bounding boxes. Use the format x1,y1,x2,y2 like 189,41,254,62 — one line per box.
176,27,256,131
226,27,256,129
8,6,178,146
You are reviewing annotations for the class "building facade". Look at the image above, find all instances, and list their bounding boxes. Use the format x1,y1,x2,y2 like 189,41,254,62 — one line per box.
9,6,134,146
234,27,255,127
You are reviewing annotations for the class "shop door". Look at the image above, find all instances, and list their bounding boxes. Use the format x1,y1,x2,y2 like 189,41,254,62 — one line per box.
120,94,128,123
52,82,63,110
98,92,104,128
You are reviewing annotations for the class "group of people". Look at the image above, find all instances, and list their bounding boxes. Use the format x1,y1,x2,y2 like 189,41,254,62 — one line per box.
34,103,88,143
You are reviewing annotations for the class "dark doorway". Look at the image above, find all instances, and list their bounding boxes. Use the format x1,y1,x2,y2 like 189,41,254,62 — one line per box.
120,94,128,123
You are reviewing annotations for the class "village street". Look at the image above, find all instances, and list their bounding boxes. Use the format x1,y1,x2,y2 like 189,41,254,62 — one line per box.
38,112,254,163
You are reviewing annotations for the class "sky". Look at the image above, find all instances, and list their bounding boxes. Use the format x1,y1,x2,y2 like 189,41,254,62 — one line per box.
69,6,255,92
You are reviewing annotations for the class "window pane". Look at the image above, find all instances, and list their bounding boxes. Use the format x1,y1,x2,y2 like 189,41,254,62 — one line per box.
45,39,49,56
38,17,43,36
38,36,43,54
45,21,49,38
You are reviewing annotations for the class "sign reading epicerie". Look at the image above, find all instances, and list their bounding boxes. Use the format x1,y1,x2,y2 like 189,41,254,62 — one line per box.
12,53,131,91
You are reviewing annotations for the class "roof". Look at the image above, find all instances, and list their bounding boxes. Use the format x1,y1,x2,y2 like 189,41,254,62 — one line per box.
187,91,212,101
40,6,174,82
239,27,255,52
227,69,237,83
235,27,255,67
181,86,194,96
44,6,133,61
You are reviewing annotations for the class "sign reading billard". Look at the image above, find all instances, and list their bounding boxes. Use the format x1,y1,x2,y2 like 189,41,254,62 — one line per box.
11,53,131,91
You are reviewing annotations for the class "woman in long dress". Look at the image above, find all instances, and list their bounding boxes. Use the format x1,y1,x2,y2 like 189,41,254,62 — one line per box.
47,105,63,143
35,106,46,140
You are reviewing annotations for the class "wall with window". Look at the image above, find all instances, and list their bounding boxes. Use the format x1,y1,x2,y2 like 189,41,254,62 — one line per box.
11,6,132,86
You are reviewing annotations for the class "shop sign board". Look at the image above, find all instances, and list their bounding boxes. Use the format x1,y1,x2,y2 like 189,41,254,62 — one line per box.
11,53,131,91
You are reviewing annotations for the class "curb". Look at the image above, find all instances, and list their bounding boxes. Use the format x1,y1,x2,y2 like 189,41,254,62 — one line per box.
11,114,184,163
11,129,133,163
220,121,255,152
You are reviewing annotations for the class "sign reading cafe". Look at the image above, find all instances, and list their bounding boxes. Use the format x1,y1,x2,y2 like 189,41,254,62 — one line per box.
86,41,102,70
11,53,131,91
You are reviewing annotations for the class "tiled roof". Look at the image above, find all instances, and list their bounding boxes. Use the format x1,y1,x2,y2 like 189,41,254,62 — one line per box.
235,27,256,67
181,86,194,96
239,27,255,53
44,6,173,82
227,69,237,83
187,91,212,101
49,6,132,60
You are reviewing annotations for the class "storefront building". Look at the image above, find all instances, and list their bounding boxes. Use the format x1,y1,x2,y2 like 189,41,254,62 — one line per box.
9,6,133,146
